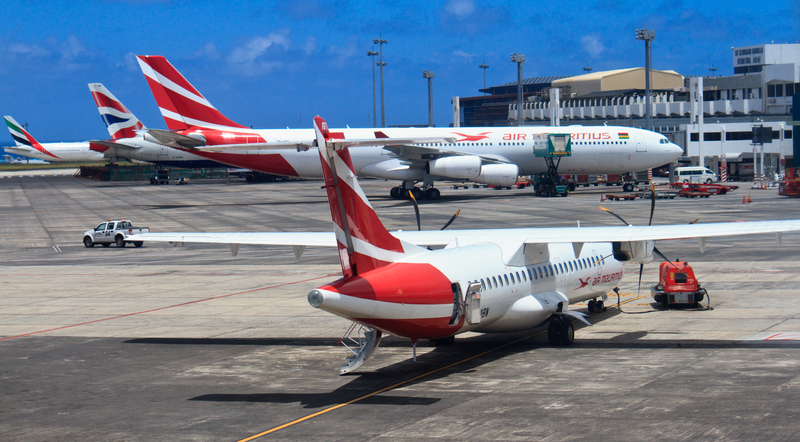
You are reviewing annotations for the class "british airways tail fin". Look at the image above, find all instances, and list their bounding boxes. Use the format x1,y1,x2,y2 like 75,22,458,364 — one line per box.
4,116,60,160
88,83,145,139
314,116,426,279
136,55,247,131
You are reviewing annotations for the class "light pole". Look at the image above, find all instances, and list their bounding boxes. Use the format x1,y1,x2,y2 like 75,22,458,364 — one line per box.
422,70,434,127
709,66,717,77
367,49,378,128
510,53,525,126
583,67,593,74
373,36,388,127
635,27,655,131
479,62,489,94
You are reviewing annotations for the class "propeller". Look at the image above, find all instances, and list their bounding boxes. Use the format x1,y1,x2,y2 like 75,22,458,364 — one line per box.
408,190,460,231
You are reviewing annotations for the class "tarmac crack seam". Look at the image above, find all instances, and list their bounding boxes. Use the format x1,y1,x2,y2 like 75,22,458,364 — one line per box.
0,274,335,342
237,293,646,441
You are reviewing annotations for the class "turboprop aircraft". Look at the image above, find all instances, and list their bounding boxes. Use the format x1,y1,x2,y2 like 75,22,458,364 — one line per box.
3,116,107,163
87,83,231,169
2,154,48,164
129,116,800,374
134,55,683,200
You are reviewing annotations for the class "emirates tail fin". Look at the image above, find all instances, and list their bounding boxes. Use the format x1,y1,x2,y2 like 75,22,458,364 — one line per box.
136,55,246,131
4,116,60,159
314,116,426,279
88,83,145,139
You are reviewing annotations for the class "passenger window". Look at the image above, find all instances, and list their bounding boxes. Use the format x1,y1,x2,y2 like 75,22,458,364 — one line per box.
493,276,498,287
549,265,554,275
538,267,543,278
569,262,574,272
504,275,510,285
516,271,521,282
95,223,107,231
480,279,486,290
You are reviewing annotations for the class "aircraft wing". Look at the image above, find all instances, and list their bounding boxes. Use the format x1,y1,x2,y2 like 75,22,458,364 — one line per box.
89,140,140,151
128,219,800,251
381,144,514,164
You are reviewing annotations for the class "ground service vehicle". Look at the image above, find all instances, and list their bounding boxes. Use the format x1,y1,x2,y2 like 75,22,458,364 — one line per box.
650,261,707,307
83,220,150,248
676,167,718,184
150,168,169,184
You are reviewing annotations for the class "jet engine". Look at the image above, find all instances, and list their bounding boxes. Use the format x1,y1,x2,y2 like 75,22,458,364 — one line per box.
473,164,519,186
426,156,482,179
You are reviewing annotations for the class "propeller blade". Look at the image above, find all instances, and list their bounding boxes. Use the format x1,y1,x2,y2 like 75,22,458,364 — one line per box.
599,206,630,226
440,209,460,230
408,191,421,231
637,263,644,296
648,182,656,226
653,246,670,262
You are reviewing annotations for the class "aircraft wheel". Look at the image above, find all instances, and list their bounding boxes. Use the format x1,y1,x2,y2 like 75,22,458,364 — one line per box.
410,187,423,200
134,241,144,248
623,183,633,192
83,237,94,248
115,236,126,248
389,187,401,199
424,188,440,200
560,319,574,346
596,300,604,312
547,321,561,346
587,299,596,313
101,243,111,248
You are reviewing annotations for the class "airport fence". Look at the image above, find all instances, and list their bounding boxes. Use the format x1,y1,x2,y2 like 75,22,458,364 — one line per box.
75,165,231,182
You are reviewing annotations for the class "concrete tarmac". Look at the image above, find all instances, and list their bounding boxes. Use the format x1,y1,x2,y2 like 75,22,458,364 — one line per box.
1,174,800,441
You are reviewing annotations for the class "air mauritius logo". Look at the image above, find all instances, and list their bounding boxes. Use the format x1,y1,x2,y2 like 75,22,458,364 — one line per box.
451,132,491,142
575,277,591,290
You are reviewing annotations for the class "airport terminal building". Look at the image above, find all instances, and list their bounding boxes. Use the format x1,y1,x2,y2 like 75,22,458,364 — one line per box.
457,44,799,179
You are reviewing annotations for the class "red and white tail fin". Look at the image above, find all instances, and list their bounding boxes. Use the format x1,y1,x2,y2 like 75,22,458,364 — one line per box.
314,116,426,279
136,55,247,131
88,83,145,139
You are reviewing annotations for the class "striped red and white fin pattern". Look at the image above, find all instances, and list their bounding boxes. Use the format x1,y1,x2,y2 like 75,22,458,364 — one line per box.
313,116,426,278
136,55,246,131
88,83,145,140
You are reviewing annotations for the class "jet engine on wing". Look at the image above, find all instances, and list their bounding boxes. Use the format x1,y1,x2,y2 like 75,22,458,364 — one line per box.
474,164,519,186
426,156,482,180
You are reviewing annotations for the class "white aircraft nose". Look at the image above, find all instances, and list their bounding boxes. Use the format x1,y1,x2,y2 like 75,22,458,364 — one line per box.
666,142,683,159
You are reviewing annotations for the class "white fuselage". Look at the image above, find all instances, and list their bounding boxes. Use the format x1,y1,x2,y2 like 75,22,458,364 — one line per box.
184,125,682,180
5,143,106,163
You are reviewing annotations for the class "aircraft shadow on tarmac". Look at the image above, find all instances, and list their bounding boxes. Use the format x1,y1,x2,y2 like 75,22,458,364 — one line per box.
126,308,800,410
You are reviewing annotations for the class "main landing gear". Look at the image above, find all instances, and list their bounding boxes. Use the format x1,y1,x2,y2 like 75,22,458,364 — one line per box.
547,316,575,347
390,182,441,201
587,298,604,313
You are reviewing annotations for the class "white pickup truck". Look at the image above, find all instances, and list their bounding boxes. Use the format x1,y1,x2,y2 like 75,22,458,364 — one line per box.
83,220,150,248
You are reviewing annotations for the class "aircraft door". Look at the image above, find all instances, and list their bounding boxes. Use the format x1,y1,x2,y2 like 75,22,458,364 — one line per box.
635,134,646,152
159,145,169,158
592,249,603,275
465,282,482,325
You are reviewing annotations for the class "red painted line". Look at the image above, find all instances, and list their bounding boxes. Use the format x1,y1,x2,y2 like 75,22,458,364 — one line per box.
0,274,335,342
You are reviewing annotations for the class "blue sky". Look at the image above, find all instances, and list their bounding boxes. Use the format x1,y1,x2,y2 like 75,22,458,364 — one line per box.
1,0,797,142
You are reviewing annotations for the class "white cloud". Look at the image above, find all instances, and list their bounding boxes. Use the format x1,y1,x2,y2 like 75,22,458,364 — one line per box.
303,36,317,55
445,0,475,17
228,30,291,65
453,49,476,59
581,35,606,58
190,42,220,61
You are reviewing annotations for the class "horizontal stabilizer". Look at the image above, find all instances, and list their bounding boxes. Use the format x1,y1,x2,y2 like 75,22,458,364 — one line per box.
143,129,207,149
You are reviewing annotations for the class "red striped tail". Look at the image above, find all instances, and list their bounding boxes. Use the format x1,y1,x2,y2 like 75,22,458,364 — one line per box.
314,116,426,279
136,55,246,131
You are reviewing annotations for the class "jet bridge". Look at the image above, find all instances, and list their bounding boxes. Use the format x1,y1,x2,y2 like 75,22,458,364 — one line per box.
533,134,572,197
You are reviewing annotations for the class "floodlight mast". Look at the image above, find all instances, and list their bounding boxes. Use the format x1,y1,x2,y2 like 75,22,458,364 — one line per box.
422,70,434,127
635,27,655,131
373,36,388,127
510,53,525,126
479,62,489,94
367,50,379,128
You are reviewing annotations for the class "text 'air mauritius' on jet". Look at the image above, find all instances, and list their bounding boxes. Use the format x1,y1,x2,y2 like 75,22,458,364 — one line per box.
136,55,683,201
128,116,800,374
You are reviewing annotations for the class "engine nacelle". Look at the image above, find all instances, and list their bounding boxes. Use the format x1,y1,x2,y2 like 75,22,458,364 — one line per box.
612,240,654,264
472,164,519,186
426,156,482,179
